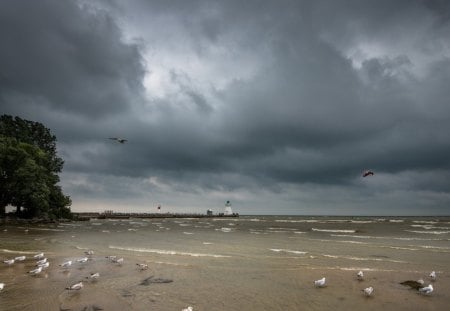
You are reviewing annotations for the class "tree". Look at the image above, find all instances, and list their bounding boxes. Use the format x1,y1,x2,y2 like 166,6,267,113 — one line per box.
0,115,71,219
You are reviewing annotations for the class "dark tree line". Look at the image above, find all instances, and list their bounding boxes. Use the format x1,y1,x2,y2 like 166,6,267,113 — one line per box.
0,115,72,219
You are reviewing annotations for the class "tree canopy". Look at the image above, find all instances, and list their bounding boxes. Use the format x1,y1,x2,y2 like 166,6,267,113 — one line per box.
0,115,71,219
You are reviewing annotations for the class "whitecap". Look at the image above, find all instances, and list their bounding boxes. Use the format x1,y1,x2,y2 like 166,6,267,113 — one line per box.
312,228,356,233
406,230,450,235
270,249,308,255
183,232,194,235
108,246,231,258
322,254,406,263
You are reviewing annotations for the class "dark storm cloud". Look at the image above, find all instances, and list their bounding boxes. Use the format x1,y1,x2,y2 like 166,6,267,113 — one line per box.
0,0,145,118
2,0,450,213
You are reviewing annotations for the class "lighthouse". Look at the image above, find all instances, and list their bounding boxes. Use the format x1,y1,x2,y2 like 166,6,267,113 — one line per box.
224,201,233,215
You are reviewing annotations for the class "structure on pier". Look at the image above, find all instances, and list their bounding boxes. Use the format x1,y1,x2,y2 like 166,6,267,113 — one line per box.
224,201,233,215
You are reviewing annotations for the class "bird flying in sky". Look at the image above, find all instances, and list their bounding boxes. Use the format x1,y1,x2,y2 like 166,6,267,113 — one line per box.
109,137,127,143
363,170,374,177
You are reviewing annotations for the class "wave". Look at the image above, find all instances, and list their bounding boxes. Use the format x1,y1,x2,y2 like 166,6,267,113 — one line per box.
311,228,356,233
270,249,308,255
183,232,194,235
405,230,450,235
1,249,39,254
322,254,406,263
331,234,448,241
389,220,404,223
275,220,319,223
215,227,234,232
109,245,231,258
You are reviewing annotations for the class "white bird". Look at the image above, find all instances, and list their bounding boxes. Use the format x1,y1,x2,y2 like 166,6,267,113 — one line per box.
363,286,374,296
429,271,436,281
136,263,148,270
36,258,47,265
84,250,94,256
417,279,424,285
3,259,14,265
86,272,100,280
60,260,72,268
33,253,44,259
113,257,124,265
314,277,326,287
77,257,88,263
66,281,83,290
106,255,117,261
357,271,364,280
0,283,4,291
28,266,43,275
38,262,50,269
418,284,433,295
182,307,193,311
14,256,26,261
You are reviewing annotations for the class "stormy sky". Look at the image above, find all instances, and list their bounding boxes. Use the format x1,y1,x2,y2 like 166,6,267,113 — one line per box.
1,0,450,215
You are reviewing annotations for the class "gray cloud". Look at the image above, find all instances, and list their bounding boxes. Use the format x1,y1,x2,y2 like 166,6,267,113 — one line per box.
2,0,450,214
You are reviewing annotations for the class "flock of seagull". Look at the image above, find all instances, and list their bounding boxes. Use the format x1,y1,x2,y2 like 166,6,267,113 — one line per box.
313,270,436,297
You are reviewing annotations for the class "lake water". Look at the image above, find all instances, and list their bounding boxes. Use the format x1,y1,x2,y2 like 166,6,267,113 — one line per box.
1,216,450,310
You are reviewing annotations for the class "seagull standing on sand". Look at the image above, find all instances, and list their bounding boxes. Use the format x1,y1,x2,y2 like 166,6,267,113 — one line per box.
36,258,47,265
60,260,72,268
3,259,14,265
86,272,100,280
0,283,4,291
136,263,148,270
429,271,436,281
314,277,326,287
14,256,26,261
66,281,83,290
419,284,433,295
33,253,44,259
182,307,193,311
28,266,43,275
363,287,374,296
77,257,89,263
38,262,50,269
357,271,364,281
113,257,124,265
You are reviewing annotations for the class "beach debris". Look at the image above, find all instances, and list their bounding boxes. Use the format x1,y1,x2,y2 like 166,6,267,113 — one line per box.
108,137,127,144
362,286,374,296
139,276,173,286
80,304,103,311
33,252,44,259
28,266,43,275
136,263,149,270
418,284,433,295
60,260,72,268
14,256,26,261
0,283,4,291
400,280,425,290
3,259,14,265
66,281,84,290
182,307,193,311
314,277,326,287
429,271,436,281
357,271,364,281
362,170,374,177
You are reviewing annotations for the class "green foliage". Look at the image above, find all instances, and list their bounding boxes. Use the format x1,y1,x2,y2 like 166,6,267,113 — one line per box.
0,115,72,219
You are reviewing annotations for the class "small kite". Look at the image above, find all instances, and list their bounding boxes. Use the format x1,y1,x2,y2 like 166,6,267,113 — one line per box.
109,137,128,144
362,170,374,177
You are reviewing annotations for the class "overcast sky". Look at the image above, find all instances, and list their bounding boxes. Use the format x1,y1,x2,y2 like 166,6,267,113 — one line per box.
1,0,450,215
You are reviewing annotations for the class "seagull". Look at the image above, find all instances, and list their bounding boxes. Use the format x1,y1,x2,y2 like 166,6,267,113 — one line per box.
417,279,424,285
33,253,44,259
3,259,14,265
14,256,26,261
106,255,117,261
109,137,127,144
418,284,433,295
28,266,43,275
182,307,193,311
136,263,148,270
363,286,374,296
0,283,4,291
60,260,72,268
66,281,83,290
77,257,89,263
38,262,50,269
314,277,326,287
363,170,374,177
85,250,94,256
36,258,47,265
357,271,364,281
113,257,124,265
429,271,436,281
86,272,100,280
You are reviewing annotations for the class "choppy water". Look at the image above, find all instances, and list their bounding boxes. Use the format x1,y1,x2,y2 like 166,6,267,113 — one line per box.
1,216,450,310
